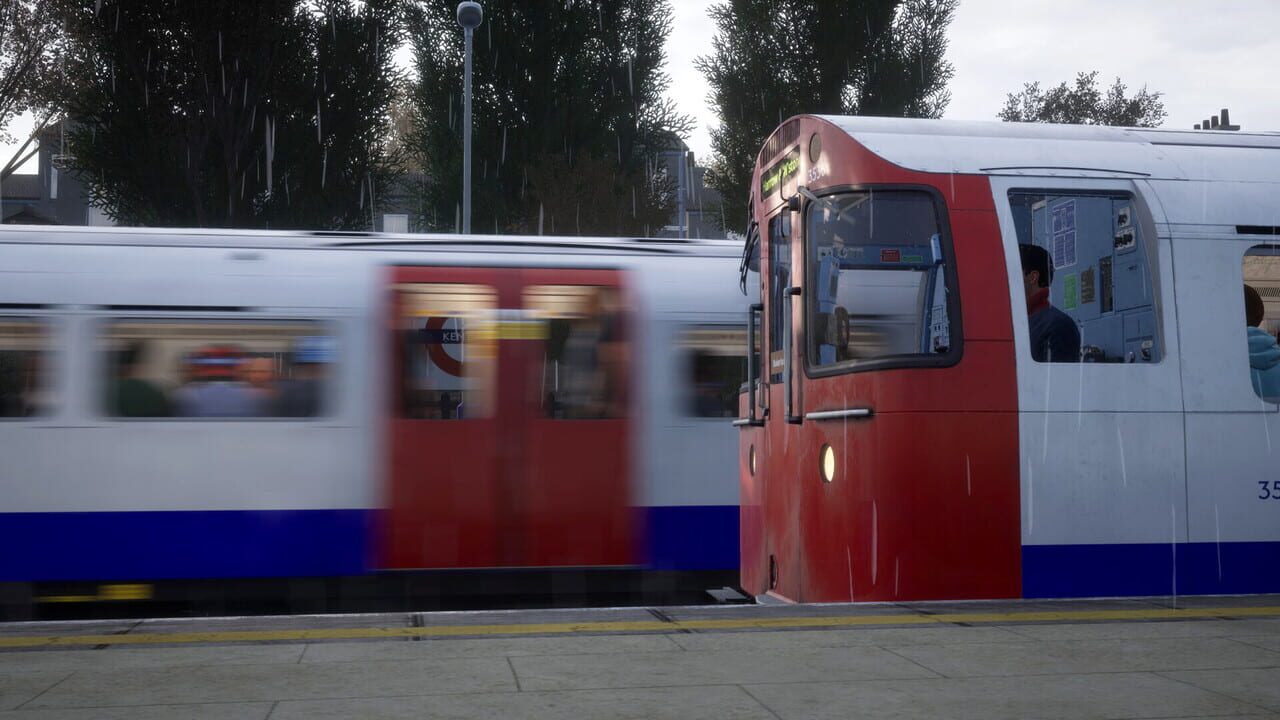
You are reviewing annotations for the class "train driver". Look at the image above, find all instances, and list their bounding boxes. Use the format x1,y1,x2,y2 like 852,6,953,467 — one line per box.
1019,244,1080,363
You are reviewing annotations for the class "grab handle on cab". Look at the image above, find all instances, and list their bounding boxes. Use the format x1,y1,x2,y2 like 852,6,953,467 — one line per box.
783,286,802,425
735,303,765,428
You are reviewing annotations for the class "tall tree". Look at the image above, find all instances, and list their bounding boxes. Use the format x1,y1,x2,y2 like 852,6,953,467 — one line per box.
407,0,690,235
697,0,957,233
46,0,404,229
0,0,65,179
999,71,1167,127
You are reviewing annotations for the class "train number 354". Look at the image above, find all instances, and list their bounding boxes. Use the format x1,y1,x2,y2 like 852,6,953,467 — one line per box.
1258,481,1280,500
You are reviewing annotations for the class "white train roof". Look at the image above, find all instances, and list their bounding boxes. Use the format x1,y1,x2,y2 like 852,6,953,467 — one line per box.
0,225,741,257
813,115,1280,183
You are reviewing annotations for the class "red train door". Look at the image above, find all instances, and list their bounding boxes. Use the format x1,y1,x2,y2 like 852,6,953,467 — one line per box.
382,266,632,569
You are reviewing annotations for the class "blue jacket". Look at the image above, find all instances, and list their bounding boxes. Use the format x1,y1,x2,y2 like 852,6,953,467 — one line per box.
1248,326,1280,400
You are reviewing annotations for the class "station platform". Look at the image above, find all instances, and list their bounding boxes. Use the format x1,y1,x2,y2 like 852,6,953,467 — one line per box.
2,595,1279,719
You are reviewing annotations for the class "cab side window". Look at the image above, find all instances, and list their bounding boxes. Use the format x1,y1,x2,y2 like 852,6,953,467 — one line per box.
1007,192,1161,364
767,215,790,382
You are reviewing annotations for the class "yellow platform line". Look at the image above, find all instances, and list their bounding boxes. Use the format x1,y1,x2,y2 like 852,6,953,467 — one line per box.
2,605,1278,649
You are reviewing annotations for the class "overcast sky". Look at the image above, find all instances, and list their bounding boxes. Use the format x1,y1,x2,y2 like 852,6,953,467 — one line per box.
6,1,1279,173
668,0,1280,161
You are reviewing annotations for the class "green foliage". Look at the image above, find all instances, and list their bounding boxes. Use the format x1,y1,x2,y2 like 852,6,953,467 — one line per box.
0,0,65,174
49,0,404,229
999,71,1167,128
697,0,957,233
407,0,690,235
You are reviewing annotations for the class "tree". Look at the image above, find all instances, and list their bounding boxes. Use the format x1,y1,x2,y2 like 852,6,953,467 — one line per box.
407,0,690,236
999,71,1167,127
697,0,957,233
0,0,65,179
47,0,404,229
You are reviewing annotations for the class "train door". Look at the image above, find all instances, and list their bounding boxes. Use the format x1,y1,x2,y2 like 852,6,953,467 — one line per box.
383,266,633,569
518,269,633,567
752,209,803,599
991,178,1187,598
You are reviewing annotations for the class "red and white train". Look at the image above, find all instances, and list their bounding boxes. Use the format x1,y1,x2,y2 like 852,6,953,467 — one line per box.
0,228,748,615
738,115,1280,602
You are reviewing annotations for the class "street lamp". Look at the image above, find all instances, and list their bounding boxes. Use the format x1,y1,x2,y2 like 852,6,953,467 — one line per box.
457,1,483,234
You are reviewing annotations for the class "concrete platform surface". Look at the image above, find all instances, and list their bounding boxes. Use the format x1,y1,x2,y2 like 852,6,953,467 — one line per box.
0,595,1278,719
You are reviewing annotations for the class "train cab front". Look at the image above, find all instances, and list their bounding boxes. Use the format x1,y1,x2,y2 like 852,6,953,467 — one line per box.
737,115,1022,603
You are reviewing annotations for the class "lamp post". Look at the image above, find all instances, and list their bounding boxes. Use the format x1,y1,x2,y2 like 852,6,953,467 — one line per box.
457,1,483,234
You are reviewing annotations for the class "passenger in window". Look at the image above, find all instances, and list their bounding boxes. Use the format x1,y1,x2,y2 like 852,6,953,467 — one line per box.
108,341,170,417
173,345,258,417
242,356,278,410
275,336,332,417
1019,244,1080,363
1243,284,1280,400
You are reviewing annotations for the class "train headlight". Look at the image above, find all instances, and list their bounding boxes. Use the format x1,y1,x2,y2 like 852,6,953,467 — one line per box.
820,444,836,483
748,445,757,476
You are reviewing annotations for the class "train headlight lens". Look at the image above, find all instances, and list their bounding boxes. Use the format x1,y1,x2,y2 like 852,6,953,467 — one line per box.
748,445,757,476
820,444,836,483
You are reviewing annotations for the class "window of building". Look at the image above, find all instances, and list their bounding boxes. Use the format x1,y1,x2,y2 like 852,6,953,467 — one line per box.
397,283,495,420
1243,247,1280,402
1008,192,1161,364
0,318,51,418
805,189,956,370
101,319,334,418
680,326,747,418
524,285,627,419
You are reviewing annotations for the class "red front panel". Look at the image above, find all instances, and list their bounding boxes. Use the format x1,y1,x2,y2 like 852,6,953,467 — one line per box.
743,116,1022,602
382,266,633,570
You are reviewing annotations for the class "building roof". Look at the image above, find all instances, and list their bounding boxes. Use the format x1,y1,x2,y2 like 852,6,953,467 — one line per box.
0,174,42,201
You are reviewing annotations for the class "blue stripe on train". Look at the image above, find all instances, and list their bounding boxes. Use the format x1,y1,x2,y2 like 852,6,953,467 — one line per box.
643,505,739,571
1023,542,1280,598
0,505,740,581
0,510,371,582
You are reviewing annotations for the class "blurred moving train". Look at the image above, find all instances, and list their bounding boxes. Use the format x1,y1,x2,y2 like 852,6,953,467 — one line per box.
738,115,1280,602
0,227,749,616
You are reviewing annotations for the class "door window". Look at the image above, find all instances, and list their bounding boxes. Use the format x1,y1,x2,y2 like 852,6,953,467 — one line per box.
396,283,496,419
768,214,790,381
524,285,627,419
805,190,956,370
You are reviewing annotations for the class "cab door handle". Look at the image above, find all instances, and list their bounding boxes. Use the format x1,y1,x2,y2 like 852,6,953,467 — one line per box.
805,408,873,421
